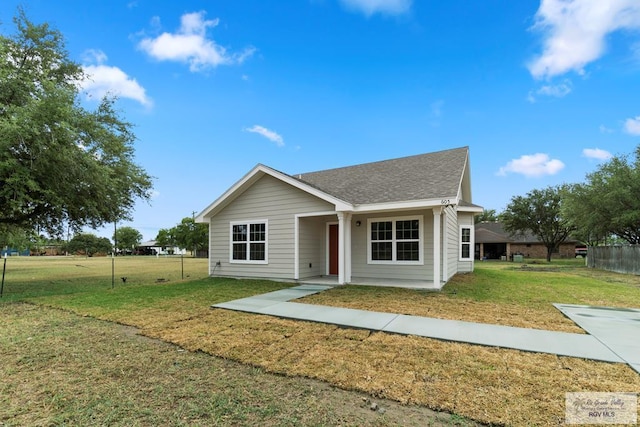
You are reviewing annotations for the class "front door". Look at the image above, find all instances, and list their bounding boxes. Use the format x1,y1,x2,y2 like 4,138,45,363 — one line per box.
329,224,339,275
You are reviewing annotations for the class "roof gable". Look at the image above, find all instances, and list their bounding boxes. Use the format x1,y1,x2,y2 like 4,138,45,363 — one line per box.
196,164,352,220
296,147,470,205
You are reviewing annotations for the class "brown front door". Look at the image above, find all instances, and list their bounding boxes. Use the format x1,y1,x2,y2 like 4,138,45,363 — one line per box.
329,224,339,275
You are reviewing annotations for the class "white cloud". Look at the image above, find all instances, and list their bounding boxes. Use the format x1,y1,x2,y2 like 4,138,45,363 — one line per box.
528,0,640,79
138,11,255,72
536,80,572,97
582,148,612,160
79,50,152,107
497,153,565,177
339,0,412,16
599,124,614,133
527,80,573,102
624,116,640,135
245,125,284,147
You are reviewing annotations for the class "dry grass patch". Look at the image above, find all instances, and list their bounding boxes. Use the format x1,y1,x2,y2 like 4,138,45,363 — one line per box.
146,309,640,426
1,303,473,427
301,287,583,333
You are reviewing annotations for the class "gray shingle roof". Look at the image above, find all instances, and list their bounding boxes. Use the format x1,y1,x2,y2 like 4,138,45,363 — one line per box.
294,147,469,205
475,222,580,244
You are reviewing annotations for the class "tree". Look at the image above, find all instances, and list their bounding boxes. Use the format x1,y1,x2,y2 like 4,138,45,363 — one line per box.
114,226,142,254
0,11,153,236
64,233,112,256
475,209,498,224
171,217,208,256
564,147,640,245
500,186,575,262
0,225,33,251
562,183,609,246
155,228,176,248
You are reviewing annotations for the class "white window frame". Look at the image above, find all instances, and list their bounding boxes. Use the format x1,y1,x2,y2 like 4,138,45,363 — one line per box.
229,219,268,264
459,225,473,261
367,215,423,265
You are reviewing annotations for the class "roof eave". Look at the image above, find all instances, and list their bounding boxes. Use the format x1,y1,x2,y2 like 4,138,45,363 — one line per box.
352,197,459,214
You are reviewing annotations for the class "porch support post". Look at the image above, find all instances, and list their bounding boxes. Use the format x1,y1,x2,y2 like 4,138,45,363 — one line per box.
344,213,352,283
294,215,300,280
441,208,447,282
336,211,351,285
432,207,442,287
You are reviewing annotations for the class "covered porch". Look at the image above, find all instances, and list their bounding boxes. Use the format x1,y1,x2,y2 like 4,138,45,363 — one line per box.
294,207,448,287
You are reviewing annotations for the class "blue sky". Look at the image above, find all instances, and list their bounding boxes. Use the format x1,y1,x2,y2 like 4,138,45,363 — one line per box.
3,0,640,240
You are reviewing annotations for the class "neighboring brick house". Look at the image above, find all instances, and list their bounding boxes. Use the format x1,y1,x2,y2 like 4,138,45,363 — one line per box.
475,222,582,260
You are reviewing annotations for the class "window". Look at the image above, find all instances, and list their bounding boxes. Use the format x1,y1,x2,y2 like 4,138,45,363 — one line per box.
460,225,473,261
230,220,267,263
368,216,422,264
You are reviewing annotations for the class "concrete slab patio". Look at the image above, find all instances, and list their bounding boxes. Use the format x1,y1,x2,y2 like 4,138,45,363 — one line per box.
212,285,640,372
554,303,640,374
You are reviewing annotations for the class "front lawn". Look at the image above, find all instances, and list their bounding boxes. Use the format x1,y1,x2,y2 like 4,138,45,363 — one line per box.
2,257,639,426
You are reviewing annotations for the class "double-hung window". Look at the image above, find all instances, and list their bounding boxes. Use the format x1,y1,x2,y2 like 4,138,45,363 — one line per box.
230,220,267,264
459,225,473,261
368,216,423,264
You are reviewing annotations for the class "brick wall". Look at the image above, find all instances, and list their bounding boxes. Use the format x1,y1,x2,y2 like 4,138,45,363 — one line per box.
510,243,576,259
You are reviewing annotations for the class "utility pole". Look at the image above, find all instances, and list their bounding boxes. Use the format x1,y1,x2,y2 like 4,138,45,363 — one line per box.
192,210,197,258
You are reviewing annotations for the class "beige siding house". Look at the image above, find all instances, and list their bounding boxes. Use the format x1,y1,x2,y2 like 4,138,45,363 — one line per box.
196,146,482,289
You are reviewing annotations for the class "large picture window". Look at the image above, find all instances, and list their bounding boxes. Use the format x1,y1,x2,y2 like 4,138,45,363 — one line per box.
368,216,423,264
459,225,473,261
230,220,267,264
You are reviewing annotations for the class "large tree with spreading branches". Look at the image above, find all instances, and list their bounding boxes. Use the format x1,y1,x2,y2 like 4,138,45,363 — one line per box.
564,146,640,245
501,185,575,262
0,10,153,236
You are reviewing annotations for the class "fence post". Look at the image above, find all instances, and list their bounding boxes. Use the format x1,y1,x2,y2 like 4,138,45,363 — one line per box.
1,255,7,298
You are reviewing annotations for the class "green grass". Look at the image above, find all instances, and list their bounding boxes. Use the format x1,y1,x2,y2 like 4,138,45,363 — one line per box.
0,255,209,300
447,260,640,308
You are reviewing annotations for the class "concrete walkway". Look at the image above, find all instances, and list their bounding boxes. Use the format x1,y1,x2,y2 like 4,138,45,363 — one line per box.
212,285,640,373
554,303,640,374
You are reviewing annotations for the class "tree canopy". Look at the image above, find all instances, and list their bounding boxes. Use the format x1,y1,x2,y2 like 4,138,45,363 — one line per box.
155,228,176,248
501,186,575,262
475,209,498,224
64,233,112,256
564,147,640,245
0,11,153,236
114,226,142,254
157,217,208,256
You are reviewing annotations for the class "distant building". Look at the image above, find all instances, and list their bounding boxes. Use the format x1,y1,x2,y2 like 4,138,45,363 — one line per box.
137,240,186,256
475,222,582,260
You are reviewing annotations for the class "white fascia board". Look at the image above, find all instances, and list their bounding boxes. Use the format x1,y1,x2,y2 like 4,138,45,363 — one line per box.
352,197,458,213
457,149,469,202
457,204,484,213
196,164,352,221
195,164,265,222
